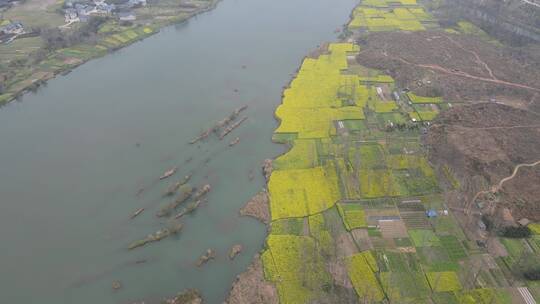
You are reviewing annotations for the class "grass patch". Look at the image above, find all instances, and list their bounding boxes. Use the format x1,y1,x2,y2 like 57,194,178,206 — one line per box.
456,288,512,304
378,250,421,272
381,271,430,302
443,165,460,189
337,203,367,230
426,271,462,292
409,229,441,247
377,112,408,125
499,237,526,266
407,92,442,104
529,223,540,235
270,218,305,235
0,94,13,104
368,226,382,237
359,169,396,198
354,144,385,169
432,292,459,304
434,216,466,239
417,246,458,271
308,213,334,255
439,235,467,260
394,237,412,247
342,119,367,131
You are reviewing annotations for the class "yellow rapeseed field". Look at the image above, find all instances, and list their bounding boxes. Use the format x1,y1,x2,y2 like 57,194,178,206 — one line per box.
269,163,340,220
274,43,366,139
348,2,428,32
348,251,384,301
273,139,319,170
261,234,331,303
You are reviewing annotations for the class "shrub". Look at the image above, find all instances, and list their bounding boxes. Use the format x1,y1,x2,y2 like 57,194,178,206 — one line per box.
481,215,494,231
499,226,531,238
524,269,540,281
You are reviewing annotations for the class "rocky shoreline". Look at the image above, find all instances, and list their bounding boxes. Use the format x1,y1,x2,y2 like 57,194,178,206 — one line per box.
239,190,270,224
224,255,278,304
163,289,203,304
225,159,277,302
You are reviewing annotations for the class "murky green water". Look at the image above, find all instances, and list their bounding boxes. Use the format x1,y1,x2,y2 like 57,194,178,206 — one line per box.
0,0,357,302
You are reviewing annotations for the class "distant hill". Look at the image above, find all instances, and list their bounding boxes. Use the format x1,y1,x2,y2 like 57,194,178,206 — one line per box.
433,0,540,44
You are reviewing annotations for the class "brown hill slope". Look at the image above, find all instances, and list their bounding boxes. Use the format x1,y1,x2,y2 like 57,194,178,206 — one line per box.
356,31,540,111
426,103,540,221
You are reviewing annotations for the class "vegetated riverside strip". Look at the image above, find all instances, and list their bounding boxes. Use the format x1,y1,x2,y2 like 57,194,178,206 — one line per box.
0,0,220,105
230,0,540,303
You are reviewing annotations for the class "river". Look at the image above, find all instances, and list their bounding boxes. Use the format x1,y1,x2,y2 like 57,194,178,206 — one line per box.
0,0,358,302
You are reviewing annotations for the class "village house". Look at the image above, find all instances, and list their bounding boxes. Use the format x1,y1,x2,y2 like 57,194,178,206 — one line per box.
64,8,79,22
127,0,146,7
75,3,93,16
118,10,136,21
0,0,18,8
95,2,115,13
0,20,24,44
64,1,115,23
0,21,24,35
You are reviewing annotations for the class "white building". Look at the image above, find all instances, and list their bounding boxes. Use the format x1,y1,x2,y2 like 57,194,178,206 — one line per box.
118,11,136,21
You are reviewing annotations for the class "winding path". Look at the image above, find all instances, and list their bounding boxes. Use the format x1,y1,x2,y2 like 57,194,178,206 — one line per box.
466,160,540,214
394,57,540,93
494,160,540,192
522,0,540,8
444,35,498,81
434,124,540,130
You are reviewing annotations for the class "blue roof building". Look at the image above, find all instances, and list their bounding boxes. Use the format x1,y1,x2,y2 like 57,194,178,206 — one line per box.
426,209,438,218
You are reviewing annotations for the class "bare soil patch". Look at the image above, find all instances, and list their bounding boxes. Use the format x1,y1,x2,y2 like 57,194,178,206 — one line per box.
225,255,278,304
351,228,373,251
239,191,270,224
379,220,409,239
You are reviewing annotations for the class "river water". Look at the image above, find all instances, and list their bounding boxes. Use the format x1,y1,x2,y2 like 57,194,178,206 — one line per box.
0,0,358,302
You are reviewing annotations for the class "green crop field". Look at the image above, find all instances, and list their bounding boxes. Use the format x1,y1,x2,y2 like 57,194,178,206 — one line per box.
427,271,462,292
337,203,367,230
270,218,305,235
407,92,443,104
409,229,441,247
439,235,467,260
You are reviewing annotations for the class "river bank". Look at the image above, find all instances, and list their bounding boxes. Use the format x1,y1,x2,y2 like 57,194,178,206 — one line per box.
226,0,540,302
0,0,359,302
0,0,221,105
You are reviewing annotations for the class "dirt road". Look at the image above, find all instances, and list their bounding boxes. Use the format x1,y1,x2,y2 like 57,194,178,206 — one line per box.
466,160,540,214
495,160,540,192
394,57,540,93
